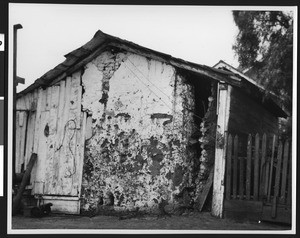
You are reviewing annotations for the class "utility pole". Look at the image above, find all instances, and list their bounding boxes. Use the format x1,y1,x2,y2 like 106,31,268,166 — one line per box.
13,24,25,185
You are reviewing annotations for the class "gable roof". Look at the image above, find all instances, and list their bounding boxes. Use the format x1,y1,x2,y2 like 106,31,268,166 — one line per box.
214,60,290,117
17,30,288,117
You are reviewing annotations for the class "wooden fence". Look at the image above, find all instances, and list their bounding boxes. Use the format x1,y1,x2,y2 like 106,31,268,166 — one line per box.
225,133,292,222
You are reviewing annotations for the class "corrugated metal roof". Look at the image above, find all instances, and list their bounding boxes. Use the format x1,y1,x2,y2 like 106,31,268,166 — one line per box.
17,30,288,117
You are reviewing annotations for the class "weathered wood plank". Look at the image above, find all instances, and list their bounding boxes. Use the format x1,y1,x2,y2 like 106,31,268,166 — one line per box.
274,141,283,199
45,86,52,111
57,76,73,196
267,135,277,202
25,111,36,187
76,111,87,198
49,85,60,134
232,135,238,199
212,84,231,218
31,89,45,194
56,80,66,145
15,112,21,173
246,134,252,200
225,134,233,200
196,167,214,212
64,73,81,196
239,157,245,200
16,97,26,111
31,89,38,111
44,85,61,195
23,92,32,111
260,133,267,199
33,88,45,152
18,111,24,127
34,110,49,194
280,140,289,204
69,71,82,129
19,111,28,170
253,133,260,200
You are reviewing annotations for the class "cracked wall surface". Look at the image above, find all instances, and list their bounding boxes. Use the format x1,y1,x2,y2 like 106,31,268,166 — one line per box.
80,50,198,213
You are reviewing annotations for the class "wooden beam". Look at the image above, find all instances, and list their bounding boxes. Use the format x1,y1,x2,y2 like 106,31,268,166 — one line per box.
211,83,231,218
195,167,214,212
12,153,37,215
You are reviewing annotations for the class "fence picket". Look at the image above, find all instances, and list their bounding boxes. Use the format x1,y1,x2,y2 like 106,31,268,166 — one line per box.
253,133,260,200
259,133,267,199
286,148,292,206
232,135,238,199
274,141,283,199
267,135,277,202
224,132,291,210
225,134,233,200
280,140,290,204
239,157,245,200
246,134,252,200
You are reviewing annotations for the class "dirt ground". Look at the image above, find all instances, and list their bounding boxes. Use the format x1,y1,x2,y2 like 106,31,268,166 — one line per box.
12,211,291,232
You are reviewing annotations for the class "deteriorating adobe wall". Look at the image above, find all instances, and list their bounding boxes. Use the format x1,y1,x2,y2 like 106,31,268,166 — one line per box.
198,83,217,179
80,49,197,214
194,82,218,206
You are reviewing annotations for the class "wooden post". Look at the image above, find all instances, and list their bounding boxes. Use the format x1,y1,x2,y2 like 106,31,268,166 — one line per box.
211,83,231,218
12,153,37,215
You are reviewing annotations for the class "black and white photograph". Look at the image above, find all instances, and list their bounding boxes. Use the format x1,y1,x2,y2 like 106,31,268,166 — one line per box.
2,2,297,236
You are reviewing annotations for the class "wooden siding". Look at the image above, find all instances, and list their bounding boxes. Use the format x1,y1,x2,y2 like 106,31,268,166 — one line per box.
228,87,279,136
16,71,85,199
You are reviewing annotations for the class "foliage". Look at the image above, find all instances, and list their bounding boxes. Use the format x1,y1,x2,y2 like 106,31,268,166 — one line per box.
232,11,293,111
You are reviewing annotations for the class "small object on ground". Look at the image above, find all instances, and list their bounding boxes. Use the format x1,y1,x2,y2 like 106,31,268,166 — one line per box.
30,203,53,218
40,203,53,216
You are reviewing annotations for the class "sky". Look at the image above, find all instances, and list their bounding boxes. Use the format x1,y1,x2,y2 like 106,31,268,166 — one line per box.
8,4,297,94
9,4,243,93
